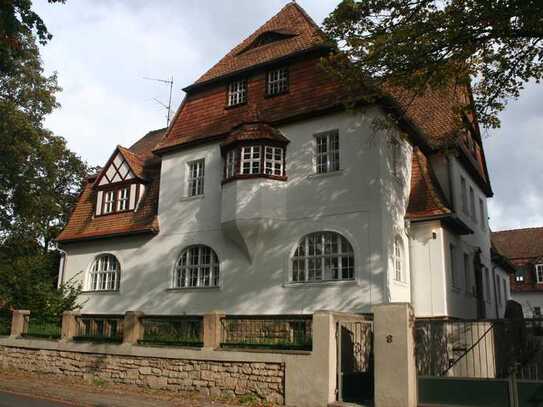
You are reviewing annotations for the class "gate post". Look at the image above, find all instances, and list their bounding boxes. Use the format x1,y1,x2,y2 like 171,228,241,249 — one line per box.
372,303,417,407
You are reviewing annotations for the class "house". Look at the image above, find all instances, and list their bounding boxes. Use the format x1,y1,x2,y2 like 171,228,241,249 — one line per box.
490,240,514,318
492,227,543,318
56,2,498,320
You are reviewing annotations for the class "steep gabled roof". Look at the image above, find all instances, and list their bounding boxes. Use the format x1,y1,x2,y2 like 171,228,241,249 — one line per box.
192,2,330,86
492,227,543,261
406,148,452,220
57,128,166,244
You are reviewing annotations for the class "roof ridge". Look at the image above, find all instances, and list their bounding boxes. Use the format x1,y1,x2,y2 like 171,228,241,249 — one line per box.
493,226,543,234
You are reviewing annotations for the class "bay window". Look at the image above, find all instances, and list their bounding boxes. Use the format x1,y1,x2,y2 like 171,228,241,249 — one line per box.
223,143,286,182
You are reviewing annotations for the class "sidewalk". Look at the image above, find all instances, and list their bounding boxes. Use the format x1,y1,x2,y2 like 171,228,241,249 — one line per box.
0,369,270,407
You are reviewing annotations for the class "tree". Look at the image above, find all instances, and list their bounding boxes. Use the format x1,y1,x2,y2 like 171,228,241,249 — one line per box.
322,0,543,129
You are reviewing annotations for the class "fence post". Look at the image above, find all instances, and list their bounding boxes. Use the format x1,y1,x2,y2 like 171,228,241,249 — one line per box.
203,311,225,349
61,311,79,341
10,310,30,338
123,311,144,345
372,303,417,407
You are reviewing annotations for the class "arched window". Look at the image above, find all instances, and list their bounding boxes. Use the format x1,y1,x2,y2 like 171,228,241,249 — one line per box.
394,238,404,282
88,254,120,291
291,232,354,283
174,245,220,288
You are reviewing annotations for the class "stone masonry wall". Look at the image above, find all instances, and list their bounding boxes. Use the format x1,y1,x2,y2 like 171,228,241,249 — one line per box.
0,346,285,404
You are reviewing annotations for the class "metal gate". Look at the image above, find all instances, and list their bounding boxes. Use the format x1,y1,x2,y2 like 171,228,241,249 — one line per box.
336,320,374,404
415,318,543,407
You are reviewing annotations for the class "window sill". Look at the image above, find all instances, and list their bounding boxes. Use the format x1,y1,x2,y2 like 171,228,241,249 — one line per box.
166,286,221,292
81,290,120,295
393,280,409,287
222,174,287,185
180,194,204,202
306,169,344,180
283,279,357,288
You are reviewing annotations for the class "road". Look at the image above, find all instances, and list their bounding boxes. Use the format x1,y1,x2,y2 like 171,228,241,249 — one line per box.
0,391,73,407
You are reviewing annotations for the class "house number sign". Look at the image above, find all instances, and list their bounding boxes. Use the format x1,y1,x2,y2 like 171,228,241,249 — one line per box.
386,335,393,343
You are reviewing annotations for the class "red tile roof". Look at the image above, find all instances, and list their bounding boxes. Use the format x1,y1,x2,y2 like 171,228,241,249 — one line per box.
406,148,452,220
193,2,329,86
492,228,543,261
57,129,165,243
222,122,289,148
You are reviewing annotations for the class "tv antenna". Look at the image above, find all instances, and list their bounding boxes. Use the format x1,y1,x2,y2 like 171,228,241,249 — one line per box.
143,75,174,126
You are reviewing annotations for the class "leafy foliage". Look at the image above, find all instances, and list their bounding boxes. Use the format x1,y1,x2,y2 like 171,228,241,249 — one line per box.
323,0,543,129
0,1,87,316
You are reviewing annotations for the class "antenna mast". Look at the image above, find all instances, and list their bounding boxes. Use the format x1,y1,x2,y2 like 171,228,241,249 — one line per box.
143,76,174,126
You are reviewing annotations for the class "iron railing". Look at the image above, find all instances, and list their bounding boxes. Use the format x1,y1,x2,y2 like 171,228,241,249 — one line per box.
220,315,312,350
74,315,123,343
0,311,10,336
22,315,62,339
415,318,543,380
139,316,203,347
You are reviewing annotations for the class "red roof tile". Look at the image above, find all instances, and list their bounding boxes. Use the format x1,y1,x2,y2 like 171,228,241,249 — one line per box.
492,228,543,261
406,148,452,220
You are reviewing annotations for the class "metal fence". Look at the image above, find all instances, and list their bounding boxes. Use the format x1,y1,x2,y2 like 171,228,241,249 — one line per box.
22,315,62,339
139,316,203,347
74,315,124,343
220,315,312,350
0,311,10,336
415,318,543,380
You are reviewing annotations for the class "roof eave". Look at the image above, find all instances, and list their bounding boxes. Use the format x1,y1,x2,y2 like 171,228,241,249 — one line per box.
56,227,159,245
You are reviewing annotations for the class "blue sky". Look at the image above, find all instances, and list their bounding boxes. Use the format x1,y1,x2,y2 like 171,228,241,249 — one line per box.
34,0,543,231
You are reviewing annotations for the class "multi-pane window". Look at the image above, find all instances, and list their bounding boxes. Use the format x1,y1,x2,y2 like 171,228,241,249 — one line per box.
464,252,471,294
241,146,261,175
291,232,354,283
392,139,402,178
174,245,220,288
479,198,486,230
228,79,247,106
536,264,543,283
187,159,205,197
449,244,457,288
264,146,284,176
266,67,288,96
394,238,403,282
460,176,468,214
117,187,129,211
315,131,340,174
484,267,491,303
225,150,237,179
103,191,116,214
88,254,120,292
469,186,476,222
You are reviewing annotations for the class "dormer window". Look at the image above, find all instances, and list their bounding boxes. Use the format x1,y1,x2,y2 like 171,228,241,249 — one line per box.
241,146,261,175
267,67,288,96
228,79,247,106
103,191,115,214
117,187,129,211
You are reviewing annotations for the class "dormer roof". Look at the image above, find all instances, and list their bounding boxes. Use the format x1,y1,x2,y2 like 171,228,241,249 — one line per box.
222,122,289,149
94,145,146,188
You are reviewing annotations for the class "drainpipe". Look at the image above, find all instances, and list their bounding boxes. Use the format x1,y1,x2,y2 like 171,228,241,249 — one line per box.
492,265,501,319
55,242,67,289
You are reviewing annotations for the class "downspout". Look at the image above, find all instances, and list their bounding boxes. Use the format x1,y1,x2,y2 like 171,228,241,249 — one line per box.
492,265,501,319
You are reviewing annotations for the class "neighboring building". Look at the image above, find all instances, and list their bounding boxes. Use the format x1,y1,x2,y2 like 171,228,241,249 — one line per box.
56,2,497,319
490,240,514,318
492,227,543,318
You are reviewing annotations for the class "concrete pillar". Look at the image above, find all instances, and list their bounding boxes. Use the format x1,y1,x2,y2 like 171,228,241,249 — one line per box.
203,311,225,349
373,303,417,407
10,310,30,338
123,311,144,345
309,310,336,405
61,311,80,341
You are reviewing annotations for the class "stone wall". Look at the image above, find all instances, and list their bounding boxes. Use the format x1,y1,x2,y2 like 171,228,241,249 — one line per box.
0,346,285,404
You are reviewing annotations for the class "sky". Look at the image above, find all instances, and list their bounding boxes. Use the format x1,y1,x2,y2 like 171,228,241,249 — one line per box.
33,0,543,232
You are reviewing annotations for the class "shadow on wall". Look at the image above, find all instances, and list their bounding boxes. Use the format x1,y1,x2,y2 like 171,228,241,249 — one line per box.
73,110,410,315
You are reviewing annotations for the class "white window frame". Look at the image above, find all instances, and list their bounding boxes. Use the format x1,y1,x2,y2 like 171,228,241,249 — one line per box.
291,232,354,283
315,130,340,174
449,244,458,288
267,67,288,96
88,254,120,292
227,79,247,106
225,150,237,179
174,245,220,289
394,238,403,282
187,159,205,197
460,176,468,214
264,146,284,176
536,264,543,284
103,191,115,214
240,146,261,175
117,187,129,211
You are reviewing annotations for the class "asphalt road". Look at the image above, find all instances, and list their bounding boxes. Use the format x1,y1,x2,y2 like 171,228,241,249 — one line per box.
0,391,73,407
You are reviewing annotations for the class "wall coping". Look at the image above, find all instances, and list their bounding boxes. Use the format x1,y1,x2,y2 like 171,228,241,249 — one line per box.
0,337,310,364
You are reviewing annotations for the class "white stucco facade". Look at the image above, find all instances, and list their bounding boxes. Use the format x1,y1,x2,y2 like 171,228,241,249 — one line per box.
60,110,417,316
